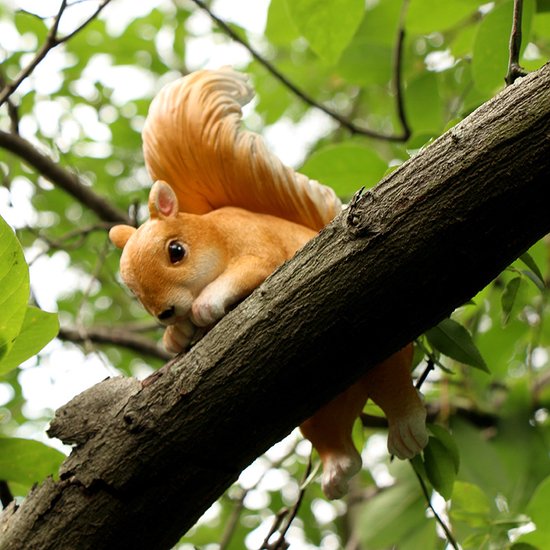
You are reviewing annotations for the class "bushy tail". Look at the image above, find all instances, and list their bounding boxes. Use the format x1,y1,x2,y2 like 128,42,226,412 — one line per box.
142,67,341,231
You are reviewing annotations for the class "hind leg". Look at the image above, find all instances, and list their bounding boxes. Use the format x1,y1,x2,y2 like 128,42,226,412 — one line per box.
361,344,428,459
300,382,368,500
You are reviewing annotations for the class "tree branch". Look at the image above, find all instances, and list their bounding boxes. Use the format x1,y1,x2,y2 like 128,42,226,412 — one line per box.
1,62,550,550
58,326,170,361
0,130,130,224
188,0,410,141
0,0,112,107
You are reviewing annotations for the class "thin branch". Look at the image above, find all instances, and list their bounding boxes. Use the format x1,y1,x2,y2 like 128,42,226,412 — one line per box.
187,0,410,142
0,72,20,134
415,358,435,390
218,490,246,550
505,0,527,85
412,467,459,550
0,130,130,224
0,0,112,106
26,223,115,255
220,440,302,550
260,454,313,550
58,325,170,361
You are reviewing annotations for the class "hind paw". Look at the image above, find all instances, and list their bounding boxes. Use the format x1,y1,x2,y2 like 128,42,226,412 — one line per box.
387,406,428,460
320,450,362,500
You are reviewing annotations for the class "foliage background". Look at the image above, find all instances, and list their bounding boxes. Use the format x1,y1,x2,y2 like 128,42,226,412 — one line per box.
1,0,550,548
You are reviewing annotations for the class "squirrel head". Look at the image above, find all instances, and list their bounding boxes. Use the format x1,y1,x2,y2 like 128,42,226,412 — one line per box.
109,181,223,325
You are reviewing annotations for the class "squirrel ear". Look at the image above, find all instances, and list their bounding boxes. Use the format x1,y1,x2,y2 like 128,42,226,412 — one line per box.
109,225,136,249
149,180,179,219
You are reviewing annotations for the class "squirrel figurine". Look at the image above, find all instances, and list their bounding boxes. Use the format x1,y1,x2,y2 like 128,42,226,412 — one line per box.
109,67,428,499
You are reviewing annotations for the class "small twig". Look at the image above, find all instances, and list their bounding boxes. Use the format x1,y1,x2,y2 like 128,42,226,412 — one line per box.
259,453,313,550
25,223,114,259
412,467,459,550
220,440,302,549
187,0,410,142
505,0,527,85
0,0,112,106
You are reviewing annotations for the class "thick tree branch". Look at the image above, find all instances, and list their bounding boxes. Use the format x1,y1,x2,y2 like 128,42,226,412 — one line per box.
1,63,550,550
0,130,130,224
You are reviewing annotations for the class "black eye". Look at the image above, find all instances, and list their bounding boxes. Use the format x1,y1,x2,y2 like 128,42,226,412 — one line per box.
168,241,186,264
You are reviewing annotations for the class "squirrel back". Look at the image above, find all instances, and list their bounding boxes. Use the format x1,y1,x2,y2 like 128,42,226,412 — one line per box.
142,67,341,231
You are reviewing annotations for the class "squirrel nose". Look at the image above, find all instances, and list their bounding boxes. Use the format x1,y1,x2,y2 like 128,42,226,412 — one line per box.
158,306,175,321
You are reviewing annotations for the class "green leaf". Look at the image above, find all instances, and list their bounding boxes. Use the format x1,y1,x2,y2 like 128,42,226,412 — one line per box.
428,424,460,473
519,475,550,547
501,276,522,326
300,142,387,197
426,318,489,372
0,216,30,361
0,437,65,488
519,252,545,290
449,481,492,527
0,306,59,375
338,0,402,85
284,0,365,65
472,0,535,94
407,0,480,34
265,0,300,45
423,436,457,500
405,73,444,134
14,10,48,44
358,476,427,548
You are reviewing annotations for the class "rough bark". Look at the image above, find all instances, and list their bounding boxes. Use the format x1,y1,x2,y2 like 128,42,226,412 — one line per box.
1,63,550,550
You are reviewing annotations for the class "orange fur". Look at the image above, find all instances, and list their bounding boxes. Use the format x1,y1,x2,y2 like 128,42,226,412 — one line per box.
109,68,428,499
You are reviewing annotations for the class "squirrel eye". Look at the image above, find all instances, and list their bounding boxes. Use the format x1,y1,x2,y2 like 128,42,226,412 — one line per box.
168,241,186,264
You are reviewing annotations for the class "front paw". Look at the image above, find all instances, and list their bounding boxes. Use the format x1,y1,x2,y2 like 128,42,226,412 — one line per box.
387,406,428,460
191,295,226,327
163,319,197,354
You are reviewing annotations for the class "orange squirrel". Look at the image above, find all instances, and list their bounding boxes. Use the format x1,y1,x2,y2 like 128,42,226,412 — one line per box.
109,67,428,499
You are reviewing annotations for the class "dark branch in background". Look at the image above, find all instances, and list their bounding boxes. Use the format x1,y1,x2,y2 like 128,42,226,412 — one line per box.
361,402,499,430
187,0,411,142
58,326,170,361
26,223,115,260
0,481,13,509
393,0,411,140
0,73,19,134
505,0,527,85
0,130,130,224
0,0,112,107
